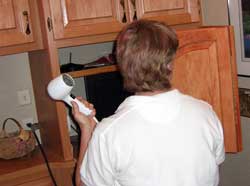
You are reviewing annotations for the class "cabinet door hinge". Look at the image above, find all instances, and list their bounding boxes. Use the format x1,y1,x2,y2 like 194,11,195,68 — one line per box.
47,17,53,32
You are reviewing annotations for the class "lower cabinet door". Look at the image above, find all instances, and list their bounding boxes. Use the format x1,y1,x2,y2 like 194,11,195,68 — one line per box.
173,26,242,153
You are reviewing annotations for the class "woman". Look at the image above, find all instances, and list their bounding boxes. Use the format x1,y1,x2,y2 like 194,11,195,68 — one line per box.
72,20,225,186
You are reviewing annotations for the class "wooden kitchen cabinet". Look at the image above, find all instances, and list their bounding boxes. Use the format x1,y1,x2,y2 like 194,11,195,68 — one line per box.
0,0,43,55
47,0,201,47
132,0,200,25
172,26,242,152
48,0,124,40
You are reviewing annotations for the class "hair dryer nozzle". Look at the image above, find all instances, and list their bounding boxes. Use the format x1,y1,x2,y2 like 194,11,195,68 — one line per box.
47,74,75,100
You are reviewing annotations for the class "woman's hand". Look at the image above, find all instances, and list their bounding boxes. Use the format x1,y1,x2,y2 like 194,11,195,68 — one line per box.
71,97,97,132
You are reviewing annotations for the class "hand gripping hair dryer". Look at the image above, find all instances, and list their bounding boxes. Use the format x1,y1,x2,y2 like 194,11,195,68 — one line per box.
47,73,92,116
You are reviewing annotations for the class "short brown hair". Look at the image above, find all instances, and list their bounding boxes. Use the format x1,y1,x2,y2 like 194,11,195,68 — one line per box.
116,20,179,93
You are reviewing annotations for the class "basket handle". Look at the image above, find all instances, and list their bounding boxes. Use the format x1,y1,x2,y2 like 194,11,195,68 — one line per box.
2,118,23,135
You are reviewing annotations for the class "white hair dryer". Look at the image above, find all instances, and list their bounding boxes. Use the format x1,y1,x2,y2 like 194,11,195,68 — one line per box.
47,73,92,116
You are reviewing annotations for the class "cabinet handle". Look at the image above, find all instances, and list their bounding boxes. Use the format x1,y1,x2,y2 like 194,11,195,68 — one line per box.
22,11,31,35
130,0,137,20
120,0,127,23
47,17,53,31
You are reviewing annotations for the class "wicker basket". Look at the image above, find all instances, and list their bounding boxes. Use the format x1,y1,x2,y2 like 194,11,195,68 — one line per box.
0,118,36,160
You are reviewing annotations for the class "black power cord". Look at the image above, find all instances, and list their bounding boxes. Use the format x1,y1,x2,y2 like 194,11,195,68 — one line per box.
26,123,58,186
70,124,80,135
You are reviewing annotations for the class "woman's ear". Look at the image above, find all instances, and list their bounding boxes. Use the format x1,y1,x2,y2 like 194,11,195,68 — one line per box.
167,62,173,71
167,61,174,82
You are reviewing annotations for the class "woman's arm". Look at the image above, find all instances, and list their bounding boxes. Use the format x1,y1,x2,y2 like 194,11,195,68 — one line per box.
71,98,97,186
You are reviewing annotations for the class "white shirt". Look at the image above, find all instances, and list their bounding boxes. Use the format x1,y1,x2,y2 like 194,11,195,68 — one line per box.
80,89,225,186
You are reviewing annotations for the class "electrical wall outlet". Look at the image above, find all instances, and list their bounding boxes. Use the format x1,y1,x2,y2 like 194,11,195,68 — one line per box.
22,117,34,126
17,89,31,106
22,117,42,144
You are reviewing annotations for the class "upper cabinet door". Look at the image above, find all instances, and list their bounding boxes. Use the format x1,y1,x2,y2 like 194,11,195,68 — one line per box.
172,27,242,153
48,0,201,42
134,0,200,25
49,0,124,40
0,0,36,47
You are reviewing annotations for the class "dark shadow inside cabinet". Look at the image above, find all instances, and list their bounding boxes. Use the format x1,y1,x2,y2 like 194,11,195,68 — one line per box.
84,71,133,121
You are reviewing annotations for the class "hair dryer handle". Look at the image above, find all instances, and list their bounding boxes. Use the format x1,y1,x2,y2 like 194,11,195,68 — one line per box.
64,95,92,116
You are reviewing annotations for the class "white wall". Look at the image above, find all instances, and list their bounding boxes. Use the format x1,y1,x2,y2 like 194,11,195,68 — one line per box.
200,0,229,26
0,53,37,131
